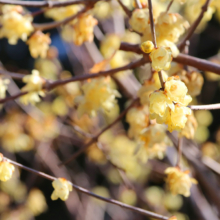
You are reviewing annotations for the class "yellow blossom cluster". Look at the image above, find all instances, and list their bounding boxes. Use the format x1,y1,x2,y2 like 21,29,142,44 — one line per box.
149,76,192,132
0,112,34,152
0,5,33,44
51,178,72,201
0,154,15,182
141,11,189,57
72,13,98,46
20,70,45,105
27,31,51,59
165,167,197,197
75,77,121,117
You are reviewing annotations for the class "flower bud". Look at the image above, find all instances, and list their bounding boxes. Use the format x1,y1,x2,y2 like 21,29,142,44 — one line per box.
141,41,155,53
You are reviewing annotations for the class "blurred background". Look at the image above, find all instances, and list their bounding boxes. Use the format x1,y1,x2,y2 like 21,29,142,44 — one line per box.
1,0,220,220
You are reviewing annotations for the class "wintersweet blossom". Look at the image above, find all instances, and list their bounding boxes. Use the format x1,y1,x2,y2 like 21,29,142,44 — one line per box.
0,154,15,182
72,13,98,46
75,77,121,117
141,41,154,53
167,105,192,132
129,8,150,33
149,47,172,71
0,78,10,99
0,5,33,44
27,31,51,59
165,167,197,197
20,70,45,105
165,76,192,105
149,90,174,123
51,178,72,201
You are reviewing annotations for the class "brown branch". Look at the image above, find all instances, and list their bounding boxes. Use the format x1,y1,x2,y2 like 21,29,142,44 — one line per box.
117,0,132,17
0,57,146,105
189,103,220,110
176,137,182,168
147,0,157,47
166,0,174,13
0,91,28,104
119,42,220,74
0,0,89,7
4,156,169,220
47,57,146,90
0,69,26,79
33,6,88,31
135,0,142,9
28,8,50,17
178,0,211,51
60,98,140,166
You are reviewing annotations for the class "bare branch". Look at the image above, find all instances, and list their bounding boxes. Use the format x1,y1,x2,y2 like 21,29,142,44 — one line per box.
135,0,142,9
117,0,132,17
189,103,220,110
4,156,169,220
178,0,211,51
0,57,146,104
119,42,220,75
60,98,139,166
176,137,183,168
0,0,89,7
33,7,88,31
166,0,174,13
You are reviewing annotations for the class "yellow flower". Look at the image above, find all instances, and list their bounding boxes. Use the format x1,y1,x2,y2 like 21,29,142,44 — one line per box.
150,46,172,71
165,167,197,197
27,189,48,216
141,41,155,53
0,5,33,44
165,76,192,105
0,160,15,182
129,8,150,33
149,90,174,118
72,13,97,46
75,77,120,117
179,113,197,139
0,78,10,99
27,31,51,59
167,105,192,132
51,178,72,201
157,12,189,43
20,70,45,105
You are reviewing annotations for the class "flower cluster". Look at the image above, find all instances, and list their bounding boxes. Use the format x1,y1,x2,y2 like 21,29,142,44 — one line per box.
72,13,98,46
149,76,192,132
142,11,189,57
27,31,51,59
51,178,72,201
0,154,15,182
75,77,121,117
0,5,33,44
165,167,197,197
20,70,45,105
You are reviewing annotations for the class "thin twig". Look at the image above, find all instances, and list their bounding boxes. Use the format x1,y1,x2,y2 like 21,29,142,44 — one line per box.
147,0,157,47
0,0,90,7
28,8,50,17
117,0,132,17
189,103,220,110
176,137,183,168
119,42,220,75
33,7,88,31
0,57,146,104
135,0,142,9
166,0,174,13
178,0,211,52
4,156,169,220
0,69,26,79
60,98,139,166
147,0,165,89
